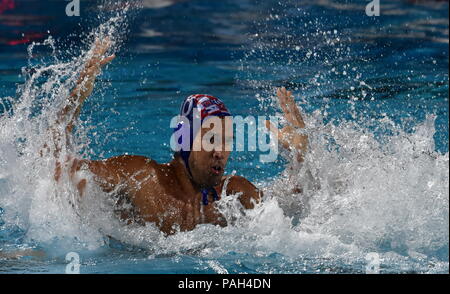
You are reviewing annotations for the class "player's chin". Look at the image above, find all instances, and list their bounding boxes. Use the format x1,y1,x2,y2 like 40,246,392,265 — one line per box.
206,172,224,187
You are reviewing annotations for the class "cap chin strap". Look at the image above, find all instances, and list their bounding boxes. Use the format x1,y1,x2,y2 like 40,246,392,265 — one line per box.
180,150,192,176
201,187,220,206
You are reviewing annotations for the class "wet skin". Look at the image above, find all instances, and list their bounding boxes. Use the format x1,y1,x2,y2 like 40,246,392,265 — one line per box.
66,120,261,235
49,39,308,235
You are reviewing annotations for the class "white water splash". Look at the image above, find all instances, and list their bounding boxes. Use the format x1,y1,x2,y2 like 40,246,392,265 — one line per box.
0,2,448,274
0,3,132,249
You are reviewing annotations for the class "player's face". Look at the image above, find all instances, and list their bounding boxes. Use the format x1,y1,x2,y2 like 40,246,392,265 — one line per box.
189,117,232,188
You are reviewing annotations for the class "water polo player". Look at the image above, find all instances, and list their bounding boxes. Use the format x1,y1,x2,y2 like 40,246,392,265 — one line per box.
51,39,308,235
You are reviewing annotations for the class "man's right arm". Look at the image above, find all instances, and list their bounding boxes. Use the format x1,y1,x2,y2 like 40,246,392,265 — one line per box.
57,38,115,136
70,155,153,196
41,38,115,161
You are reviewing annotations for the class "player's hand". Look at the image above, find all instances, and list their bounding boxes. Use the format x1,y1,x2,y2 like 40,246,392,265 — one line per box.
265,87,308,161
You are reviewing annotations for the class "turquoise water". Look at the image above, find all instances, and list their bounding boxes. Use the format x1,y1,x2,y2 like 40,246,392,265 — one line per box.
0,0,448,273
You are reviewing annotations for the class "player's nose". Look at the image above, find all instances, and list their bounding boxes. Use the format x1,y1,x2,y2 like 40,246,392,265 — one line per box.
212,150,225,160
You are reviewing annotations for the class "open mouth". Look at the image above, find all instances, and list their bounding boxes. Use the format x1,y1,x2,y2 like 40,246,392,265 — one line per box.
210,164,223,175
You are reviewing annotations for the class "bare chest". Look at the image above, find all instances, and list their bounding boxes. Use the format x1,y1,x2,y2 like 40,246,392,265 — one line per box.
131,181,227,234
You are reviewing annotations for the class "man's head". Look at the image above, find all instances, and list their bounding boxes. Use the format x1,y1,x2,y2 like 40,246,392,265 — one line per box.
173,94,232,188
188,116,233,187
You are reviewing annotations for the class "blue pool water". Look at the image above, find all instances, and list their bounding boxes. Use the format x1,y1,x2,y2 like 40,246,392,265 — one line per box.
0,0,448,273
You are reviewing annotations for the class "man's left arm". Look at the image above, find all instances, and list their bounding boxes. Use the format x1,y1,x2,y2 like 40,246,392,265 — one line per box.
225,175,262,209
265,87,308,163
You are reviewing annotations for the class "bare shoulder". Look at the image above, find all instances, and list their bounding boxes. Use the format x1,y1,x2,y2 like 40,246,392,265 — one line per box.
83,155,158,190
224,175,262,209
88,155,157,174
100,154,155,169
225,175,257,191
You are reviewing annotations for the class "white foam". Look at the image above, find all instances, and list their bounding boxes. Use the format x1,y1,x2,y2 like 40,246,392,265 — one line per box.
0,4,448,273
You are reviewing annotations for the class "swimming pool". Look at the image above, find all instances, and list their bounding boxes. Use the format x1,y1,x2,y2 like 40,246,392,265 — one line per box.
0,0,448,274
